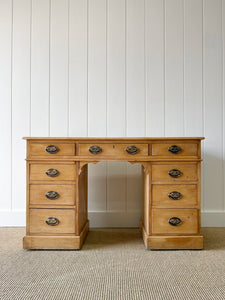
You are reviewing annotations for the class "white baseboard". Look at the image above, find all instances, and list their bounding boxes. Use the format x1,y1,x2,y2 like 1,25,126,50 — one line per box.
0,210,225,227
0,210,26,227
88,211,142,228
201,212,225,227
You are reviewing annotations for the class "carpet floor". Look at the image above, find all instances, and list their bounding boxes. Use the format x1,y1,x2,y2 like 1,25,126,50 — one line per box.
0,228,225,300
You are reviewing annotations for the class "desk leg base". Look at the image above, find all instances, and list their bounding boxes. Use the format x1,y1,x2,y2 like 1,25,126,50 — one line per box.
142,226,204,250
23,221,89,250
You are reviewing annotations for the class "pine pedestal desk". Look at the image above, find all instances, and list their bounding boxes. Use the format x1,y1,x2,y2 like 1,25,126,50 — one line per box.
23,137,204,250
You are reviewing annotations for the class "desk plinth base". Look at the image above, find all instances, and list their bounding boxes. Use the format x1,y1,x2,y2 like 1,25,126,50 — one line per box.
23,221,89,250
142,226,204,250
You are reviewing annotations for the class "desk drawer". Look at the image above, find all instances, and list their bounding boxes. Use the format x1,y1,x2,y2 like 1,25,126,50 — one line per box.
152,208,198,235
152,163,198,182
30,164,76,182
30,184,75,206
152,143,198,156
78,143,148,156
30,209,76,234
152,184,198,208
29,143,75,156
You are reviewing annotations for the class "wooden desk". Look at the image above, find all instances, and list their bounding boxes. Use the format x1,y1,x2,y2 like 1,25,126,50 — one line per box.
23,137,204,250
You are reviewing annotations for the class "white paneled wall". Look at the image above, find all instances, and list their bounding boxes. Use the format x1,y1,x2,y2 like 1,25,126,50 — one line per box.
0,0,225,227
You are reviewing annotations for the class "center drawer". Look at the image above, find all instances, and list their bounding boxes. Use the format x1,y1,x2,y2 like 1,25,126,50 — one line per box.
30,164,76,182
29,209,76,234
30,184,75,206
78,143,148,156
152,163,198,182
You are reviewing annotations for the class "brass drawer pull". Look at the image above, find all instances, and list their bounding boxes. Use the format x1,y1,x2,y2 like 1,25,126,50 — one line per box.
89,145,102,154
126,145,139,155
45,191,59,200
168,191,182,200
168,145,182,154
168,217,182,226
45,168,59,177
45,217,59,226
168,169,182,178
45,145,59,154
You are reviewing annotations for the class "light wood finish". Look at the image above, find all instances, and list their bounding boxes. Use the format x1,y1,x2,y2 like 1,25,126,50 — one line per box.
30,163,76,182
29,184,75,206
152,184,198,208
78,143,149,157
152,143,198,156
142,164,151,235
142,225,203,249
30,208,76,234
152,163,198,182
29,142,75,157
23,137,204,250
77,164,88,234
152,208,198,235
23,221,89,249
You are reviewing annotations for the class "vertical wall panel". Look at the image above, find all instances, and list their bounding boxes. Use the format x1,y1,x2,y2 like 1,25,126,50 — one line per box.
107,0,126,137
223,0,225,211
106,0,126,212
31,0,50,136
184,0,203,136
184,0,204,210
0,0,12,210
126,0,145,216
50,0,69,136
88,0,107,213
203,0,223,211
12,0,31,210
107,162,127,211
126,0,145,137
165,0,184,136
126,162,142,213
146,0,165,136
88,162,107,211
88,0,107,137
69,0,87,137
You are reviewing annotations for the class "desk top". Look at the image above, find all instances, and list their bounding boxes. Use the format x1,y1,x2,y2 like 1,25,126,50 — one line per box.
23,137,205,140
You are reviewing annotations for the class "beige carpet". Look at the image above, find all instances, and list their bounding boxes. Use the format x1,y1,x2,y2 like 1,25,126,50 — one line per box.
0,228,225,300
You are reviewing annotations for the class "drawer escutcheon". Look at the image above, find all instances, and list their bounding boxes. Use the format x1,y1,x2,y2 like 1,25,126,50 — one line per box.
45,217,59,226
168,145,182,154
168,217,182,226
45,191,59,200
45,145,59,154
168,191,182,200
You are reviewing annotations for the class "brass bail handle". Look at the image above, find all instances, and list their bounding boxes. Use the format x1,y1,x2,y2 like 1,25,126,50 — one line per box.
168,145,182,154
45,191,59,200
168,169,182,178
45,145,59,154
45,169,59,177
168,191,182,200
168,217,182,226
126,145,139,154
89,145,102,154
45,217,59,226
